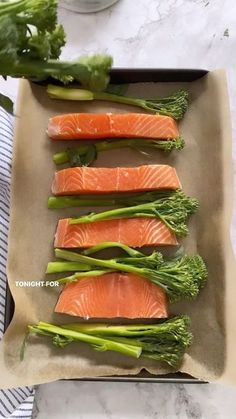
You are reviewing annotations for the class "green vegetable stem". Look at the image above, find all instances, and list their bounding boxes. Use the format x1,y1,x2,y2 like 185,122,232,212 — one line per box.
48,190,176,209
48,246,208,303
68,190,199,237
0,0,112,111
25,316,193,367
47,85,189,120
52,137,185,168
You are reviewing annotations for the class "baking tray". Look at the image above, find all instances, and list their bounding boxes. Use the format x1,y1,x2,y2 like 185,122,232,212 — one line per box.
4,68,208,383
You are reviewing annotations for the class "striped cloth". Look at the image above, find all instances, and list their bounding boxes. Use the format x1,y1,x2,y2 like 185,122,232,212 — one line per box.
0,108,35,418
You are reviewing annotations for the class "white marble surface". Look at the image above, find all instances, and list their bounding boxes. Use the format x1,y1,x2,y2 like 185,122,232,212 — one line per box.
2,0,236,417
32,381,236,419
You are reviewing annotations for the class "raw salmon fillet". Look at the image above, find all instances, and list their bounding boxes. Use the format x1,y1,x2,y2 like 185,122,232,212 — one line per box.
54,273,168,318
48,113,179,140
52,164,181,195
54,218,178,248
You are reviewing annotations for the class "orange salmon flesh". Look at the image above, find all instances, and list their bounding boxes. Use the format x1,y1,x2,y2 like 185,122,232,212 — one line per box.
54,218,178,248
55,272,169,319
52,164,181,195
48,113,179,140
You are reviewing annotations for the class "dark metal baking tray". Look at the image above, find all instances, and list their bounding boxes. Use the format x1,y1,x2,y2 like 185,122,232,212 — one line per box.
4,67,208,383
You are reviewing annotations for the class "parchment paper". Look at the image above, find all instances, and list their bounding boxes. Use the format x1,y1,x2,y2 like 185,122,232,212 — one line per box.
0,70,236,389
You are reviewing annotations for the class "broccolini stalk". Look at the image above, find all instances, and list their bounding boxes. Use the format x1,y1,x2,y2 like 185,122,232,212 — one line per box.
47,85,189,120
84,242,164,268
46,261,92,274
48,196,116,209
26,316,192,366
53,248,207,303
48,191,174,209
0,56,112,90
63,315,191,339
28,322,141,358
47,245,160,274
47,258,161,274
53,137,185,167
69,190,199,237
82,242,144,257
46,265,112,276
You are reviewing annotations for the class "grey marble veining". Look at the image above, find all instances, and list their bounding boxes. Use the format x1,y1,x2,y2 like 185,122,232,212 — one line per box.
2,0,236,417
33,381,236,419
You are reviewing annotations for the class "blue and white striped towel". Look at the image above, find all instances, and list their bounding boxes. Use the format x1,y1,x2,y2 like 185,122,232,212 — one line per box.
0,108,35,418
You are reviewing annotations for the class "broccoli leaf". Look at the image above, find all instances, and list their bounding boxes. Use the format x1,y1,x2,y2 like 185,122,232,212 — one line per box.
0,92,14,114
76,55,113,91
0,0,112,115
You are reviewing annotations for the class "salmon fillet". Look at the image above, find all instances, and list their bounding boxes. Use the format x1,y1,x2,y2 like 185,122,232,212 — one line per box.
52,164,181,196
48,113,179,140
54,218,178,248
54,273,168,318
